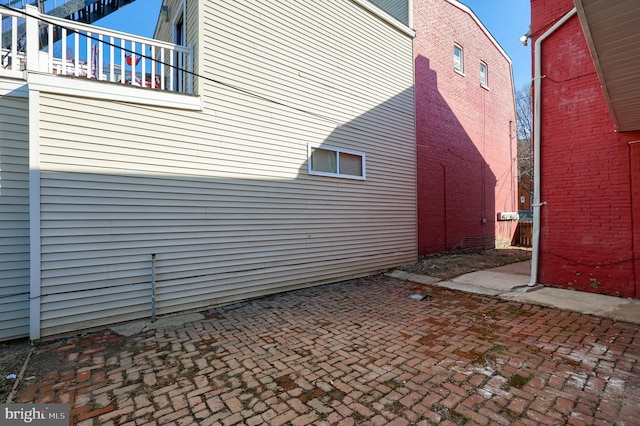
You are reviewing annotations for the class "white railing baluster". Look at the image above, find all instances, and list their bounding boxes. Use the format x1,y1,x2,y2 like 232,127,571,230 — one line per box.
120,38,125,84
109,36,114,82
61,27,67,75
98,34,103,80
160,47,165,90
130,41,136,85
86,31,91,78
47,23,53,73
169,51,174,92
74,31,79,76
11,16,17,71
151,45,156,89
141,43,146,87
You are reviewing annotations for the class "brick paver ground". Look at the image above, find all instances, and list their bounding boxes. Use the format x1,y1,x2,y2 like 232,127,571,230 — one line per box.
16,276,640,425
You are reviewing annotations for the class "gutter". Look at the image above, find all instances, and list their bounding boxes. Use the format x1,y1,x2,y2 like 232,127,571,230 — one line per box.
526,8,577,288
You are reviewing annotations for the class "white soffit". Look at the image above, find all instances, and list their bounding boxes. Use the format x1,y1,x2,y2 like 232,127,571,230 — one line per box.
574,0,640,132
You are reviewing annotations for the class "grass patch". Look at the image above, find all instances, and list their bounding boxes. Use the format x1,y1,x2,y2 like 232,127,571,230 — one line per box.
431,403,469,425
508,373,532,389
398,248,531,280
489,345,508,354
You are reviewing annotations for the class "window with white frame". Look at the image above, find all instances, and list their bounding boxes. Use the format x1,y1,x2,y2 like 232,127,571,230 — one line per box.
454,44,464,74
480,61,488,88
173,1,186,92
308,145,366,180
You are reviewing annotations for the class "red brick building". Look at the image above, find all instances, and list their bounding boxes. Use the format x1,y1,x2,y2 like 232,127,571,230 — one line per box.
414,0,518,254
518,174,533,213
531,0,640,298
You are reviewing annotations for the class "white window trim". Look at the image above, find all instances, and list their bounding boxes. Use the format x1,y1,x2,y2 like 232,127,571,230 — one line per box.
172,0,187,93
480,61,489,89
308,144,366,180
454,43,465,76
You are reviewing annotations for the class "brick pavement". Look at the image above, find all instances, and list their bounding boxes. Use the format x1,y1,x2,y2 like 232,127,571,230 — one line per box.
16,276,640,425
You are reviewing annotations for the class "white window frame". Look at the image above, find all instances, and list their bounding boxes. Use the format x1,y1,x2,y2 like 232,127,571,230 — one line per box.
480,61,489,88
172,0,187,93
307,144,366,180
454,44,464,75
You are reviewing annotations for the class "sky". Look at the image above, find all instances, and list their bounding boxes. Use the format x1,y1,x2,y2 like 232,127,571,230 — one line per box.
460,0,532,91
96,0,532,91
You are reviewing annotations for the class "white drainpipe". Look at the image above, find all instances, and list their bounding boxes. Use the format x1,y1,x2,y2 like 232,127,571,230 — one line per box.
529,7,577,286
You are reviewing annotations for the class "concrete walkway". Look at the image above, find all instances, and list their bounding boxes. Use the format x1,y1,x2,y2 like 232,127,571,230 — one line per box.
387,261,640,324
387,261,640,325
14,270,640,425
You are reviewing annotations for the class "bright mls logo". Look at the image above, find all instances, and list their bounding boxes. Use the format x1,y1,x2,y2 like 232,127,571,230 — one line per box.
1,404,68,425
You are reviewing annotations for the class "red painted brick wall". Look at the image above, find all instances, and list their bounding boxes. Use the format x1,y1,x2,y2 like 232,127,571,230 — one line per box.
532,0,640,298
519,174,533,212
414,0,518,254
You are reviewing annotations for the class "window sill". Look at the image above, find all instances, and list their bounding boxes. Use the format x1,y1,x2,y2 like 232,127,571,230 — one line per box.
454,69,465,77
308,170,366,181
481,83,490,90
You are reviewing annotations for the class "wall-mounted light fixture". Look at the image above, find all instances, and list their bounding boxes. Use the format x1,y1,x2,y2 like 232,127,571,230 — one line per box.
520,25,531,47
160,1,170,22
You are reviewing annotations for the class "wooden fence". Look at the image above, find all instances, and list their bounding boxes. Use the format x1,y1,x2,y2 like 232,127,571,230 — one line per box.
516,221,533,247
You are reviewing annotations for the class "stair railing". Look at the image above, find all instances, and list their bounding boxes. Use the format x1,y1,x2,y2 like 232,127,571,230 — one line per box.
2,4,194,94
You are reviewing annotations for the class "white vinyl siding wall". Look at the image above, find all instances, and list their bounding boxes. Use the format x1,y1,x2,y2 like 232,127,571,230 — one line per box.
0,96,30,340
369,0,410,25
35,0,416,337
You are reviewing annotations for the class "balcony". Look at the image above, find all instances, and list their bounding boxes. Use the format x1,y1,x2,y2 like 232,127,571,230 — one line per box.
1,5,193,94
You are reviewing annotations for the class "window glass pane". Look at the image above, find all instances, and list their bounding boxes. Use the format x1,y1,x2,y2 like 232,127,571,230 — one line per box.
339,152,363,177
480,62,488,86
311,148,337,173
454,45,463,71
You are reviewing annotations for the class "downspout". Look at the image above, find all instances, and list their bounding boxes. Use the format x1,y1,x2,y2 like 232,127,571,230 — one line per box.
441,163,447,250
629,140,640,299
528,7,577,287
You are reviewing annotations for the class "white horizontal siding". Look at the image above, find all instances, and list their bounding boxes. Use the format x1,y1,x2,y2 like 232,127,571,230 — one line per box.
36,0,416,337
0,96,30,341
369,0,410,25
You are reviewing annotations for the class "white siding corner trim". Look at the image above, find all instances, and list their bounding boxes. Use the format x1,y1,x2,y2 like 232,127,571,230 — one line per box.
29,88,41,341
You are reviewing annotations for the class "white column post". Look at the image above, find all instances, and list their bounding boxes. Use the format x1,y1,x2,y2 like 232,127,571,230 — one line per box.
24,5,39,73
28,86,41,342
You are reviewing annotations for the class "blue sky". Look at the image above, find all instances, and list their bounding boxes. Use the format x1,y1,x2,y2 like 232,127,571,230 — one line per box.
96,0,532,90
461,0,532,91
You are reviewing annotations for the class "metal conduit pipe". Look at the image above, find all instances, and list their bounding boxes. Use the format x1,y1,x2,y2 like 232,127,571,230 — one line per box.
528,7,577,287
151,253,157,322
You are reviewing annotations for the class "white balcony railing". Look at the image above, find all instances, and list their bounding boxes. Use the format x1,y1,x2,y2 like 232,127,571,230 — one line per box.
1,5,193,94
